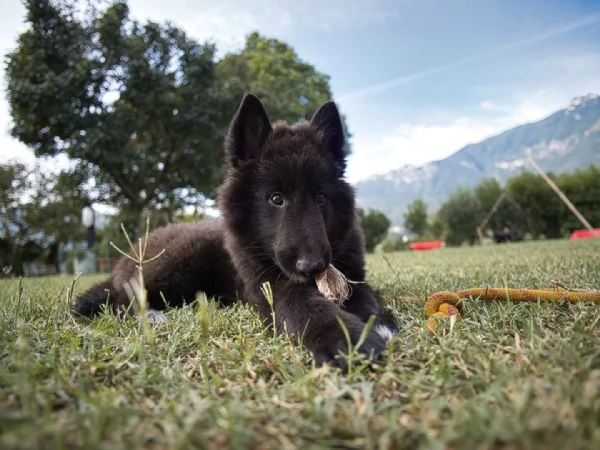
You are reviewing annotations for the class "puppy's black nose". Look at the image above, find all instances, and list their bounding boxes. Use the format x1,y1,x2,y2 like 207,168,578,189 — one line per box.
296,258,327,275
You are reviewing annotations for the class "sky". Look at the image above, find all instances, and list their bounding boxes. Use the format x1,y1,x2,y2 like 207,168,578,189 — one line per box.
1,0,600,183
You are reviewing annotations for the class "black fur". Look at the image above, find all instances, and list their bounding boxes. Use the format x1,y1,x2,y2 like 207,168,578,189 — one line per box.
72,94,398,370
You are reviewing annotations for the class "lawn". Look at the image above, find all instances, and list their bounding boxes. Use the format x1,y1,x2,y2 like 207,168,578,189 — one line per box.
1,239,599,449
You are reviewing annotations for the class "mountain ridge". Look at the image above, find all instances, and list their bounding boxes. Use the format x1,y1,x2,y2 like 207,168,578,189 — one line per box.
354,94,600,227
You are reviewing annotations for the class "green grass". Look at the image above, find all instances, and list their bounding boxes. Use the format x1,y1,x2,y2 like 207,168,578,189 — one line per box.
1,239,599,449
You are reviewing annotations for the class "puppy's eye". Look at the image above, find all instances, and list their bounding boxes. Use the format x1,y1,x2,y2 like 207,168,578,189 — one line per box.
316,192,326,205
269,192,284,206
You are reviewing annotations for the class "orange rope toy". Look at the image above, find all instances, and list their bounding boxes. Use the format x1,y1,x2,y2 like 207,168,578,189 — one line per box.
424,287,600,333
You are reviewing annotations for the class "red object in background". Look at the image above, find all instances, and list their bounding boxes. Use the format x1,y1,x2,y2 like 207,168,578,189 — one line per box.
569,229,600,240
409,240,445,251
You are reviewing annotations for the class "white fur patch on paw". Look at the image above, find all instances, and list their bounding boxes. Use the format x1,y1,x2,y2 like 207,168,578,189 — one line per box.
375,324,397,343
145,309,168,324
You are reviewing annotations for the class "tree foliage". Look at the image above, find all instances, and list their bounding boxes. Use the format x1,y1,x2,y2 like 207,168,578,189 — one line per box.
0,162,31,270
427,214,446,240
437,188,482,246
430,165,600,245
403,199,429,239
0,162,86,273
473,177,527,238
473,178,505,230
555,165,600,232
357,208,391,253
6,2,344,230
6,0,225,224
506,172,563,239
216,32,350,142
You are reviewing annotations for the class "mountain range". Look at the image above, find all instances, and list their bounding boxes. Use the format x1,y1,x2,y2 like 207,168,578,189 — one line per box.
354,94,600,227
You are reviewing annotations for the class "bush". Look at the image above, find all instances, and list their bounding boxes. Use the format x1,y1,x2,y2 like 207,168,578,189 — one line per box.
380,236,409,253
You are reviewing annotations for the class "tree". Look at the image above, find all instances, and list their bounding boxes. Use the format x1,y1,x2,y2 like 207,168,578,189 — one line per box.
506,172,563,239
428,213,446,240
0,162,85,274
357,208,391,253
474,177,527,238
216,32,350,142
474,178,505,230
556,165,600,233
6,4,347,230
6,0,226,228
403,199,429,239
29,168,90,244
0,162,31,271
437,188,482,246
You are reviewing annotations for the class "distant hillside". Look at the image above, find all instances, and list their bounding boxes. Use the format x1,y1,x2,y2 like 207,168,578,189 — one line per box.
354,94,600,227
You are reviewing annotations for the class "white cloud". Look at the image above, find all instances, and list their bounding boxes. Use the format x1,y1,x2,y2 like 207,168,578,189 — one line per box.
480,100,496,111
129,2,260,54
345,91,573,183
127,0,395,55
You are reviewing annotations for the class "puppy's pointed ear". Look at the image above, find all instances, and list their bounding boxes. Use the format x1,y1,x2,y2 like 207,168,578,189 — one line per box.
225,94,272,168
310,101,347,171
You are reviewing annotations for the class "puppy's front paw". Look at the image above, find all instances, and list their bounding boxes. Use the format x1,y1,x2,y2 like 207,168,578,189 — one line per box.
312,324,387,372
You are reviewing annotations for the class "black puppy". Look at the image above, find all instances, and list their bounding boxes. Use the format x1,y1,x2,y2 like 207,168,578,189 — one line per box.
72,94,398,369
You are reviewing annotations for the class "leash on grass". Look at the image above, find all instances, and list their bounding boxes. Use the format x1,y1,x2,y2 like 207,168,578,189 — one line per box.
314,265,600,334
424,284,600,333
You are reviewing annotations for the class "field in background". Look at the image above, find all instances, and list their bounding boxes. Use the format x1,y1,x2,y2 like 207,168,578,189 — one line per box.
1,239,599,449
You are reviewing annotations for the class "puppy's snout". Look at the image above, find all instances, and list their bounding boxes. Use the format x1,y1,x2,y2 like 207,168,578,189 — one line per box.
295,258,327,276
